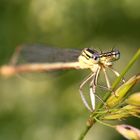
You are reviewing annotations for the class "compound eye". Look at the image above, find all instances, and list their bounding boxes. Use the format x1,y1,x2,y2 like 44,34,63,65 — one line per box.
115,53,120,60
112,49,120,60
92,53,100,62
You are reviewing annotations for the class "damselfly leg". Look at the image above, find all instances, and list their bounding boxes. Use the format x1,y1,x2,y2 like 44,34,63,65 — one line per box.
78,48,124,111
79,73,95,112
79,70,101,112
79,66,109,112
108,67,125,83
89,68,100,112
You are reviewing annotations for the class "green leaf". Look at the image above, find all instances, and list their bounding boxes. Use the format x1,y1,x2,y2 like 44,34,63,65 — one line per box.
103,105,140,120
106,74,140,108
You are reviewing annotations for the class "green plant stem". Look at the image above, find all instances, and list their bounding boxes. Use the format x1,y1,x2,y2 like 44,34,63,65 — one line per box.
78,124,93,140
94,117,115,128
78,48,140,140
112,48,140,88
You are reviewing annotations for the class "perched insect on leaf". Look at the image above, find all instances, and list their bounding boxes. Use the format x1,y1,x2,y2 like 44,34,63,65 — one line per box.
0,44,123,112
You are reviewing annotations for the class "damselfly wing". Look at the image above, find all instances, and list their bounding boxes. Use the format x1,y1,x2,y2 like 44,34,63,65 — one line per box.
12,44,81,64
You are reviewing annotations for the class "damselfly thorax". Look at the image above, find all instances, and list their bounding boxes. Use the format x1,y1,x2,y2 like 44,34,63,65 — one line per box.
78,48,123,112
78,48,120,70
1,45,124,112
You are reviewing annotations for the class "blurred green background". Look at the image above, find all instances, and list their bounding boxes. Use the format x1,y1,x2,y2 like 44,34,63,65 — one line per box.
0,0,140,140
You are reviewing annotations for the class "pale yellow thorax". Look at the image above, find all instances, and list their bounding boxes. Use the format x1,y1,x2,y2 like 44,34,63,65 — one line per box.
78,48,100,72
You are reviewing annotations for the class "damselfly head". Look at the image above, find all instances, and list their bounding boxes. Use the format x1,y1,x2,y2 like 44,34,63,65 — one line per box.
111,49,120,60
99,49,120,66
78,48,120,68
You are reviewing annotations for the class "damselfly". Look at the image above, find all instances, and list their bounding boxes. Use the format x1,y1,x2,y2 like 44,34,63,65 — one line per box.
0,44,124,112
